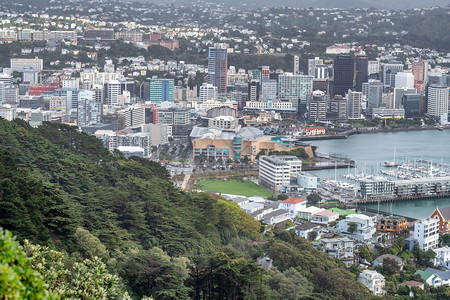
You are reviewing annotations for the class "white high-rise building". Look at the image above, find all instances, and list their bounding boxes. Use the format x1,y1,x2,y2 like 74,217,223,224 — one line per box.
395,72,414,89
383,61,404,88
259,155,302,192
199,83,218,103
10,58,43,72
63,78,80,90
346,90,363,119
293,55,300,75
427,84,449,117
314,65,328,80
368,60,380,75
261,79,277,100
308,57,323,76
77,90,102,126
106,80,121,106
414,218,439,251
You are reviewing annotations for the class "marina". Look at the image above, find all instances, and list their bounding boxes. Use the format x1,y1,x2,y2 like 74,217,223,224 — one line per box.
310,130,450,219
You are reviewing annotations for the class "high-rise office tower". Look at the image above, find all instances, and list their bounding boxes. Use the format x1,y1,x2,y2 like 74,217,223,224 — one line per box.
395,72,415,89
208,44,228,94
412,61,427,92
92,85,104,104
346,90,363,119
199,83,218,102
402,94,422,118
355,55,368,92
383,61,404,88
393,87,416,109
306,90,329,121
261,79,277,100
105,80,121,106
261,66,270,81
248,80,260,102
367,80,383,112
77,90,102,126
278,74,313,100
314,65,329,80
149,79,174,104
333,55,354,97
427,84,449,117
308,57,323,76
368,60,380,78
294,56,300,75
328,95,347,122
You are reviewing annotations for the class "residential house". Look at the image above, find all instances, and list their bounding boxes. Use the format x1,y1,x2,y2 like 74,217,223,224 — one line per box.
231,197,250,206
252,207,274,221
377,216,408,233
312,210,339,225
358,270,385,296
372,254,404,271
278,198,306,218
297,206,325,220
240,202,265,214
433,246,450,269
413,269,450,287
430,206,450,234
318,237,355,267
398,281,424,297
338,214,376,241
262,209,290,225
424,268,450,286
294,222,324,240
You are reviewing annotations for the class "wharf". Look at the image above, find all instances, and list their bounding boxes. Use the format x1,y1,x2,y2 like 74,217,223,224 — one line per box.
357,192,450,204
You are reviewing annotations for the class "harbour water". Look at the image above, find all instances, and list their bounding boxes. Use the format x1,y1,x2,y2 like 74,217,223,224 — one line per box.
309,130,450,219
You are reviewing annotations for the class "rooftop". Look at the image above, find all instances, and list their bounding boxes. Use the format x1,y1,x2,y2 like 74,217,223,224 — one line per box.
281,197,305,204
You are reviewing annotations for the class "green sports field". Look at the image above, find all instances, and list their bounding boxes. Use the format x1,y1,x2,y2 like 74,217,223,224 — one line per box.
195,180,273,198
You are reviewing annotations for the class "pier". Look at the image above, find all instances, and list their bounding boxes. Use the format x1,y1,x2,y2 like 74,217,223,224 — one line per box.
356,192,450,204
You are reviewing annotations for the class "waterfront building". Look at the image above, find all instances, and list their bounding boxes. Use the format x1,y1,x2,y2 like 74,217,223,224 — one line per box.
393,87,416,109
383,61,404,88
427,84,449,117
297,172,320,192
377,216,407,233
149,79,174,104
259,156,302,192
346,90,363,119
372,108,405,119
402,94,423,117
355,55,368,92
358,270,385,296
414,218,439,251
332,55,354,97
303,126,326,136
360,178,395,200
208,44,228,94
429,206,450,234
395,176,450,198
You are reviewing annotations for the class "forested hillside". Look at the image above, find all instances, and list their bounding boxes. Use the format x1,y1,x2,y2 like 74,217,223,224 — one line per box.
0,118,374,299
